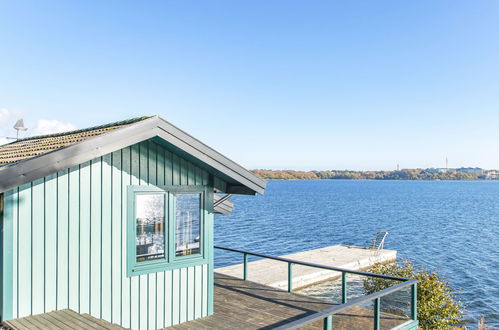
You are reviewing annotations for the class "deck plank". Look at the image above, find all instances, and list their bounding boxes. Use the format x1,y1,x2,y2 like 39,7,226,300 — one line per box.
61,309,116,330
27,313,63,330
3,318,32,330
79,314,127,330
48,310,98,330
45,310,86,330
3,309,128,330
10,317,41,330
40,312,76,330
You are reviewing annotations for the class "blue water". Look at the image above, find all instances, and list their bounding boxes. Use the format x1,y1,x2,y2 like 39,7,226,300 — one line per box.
214,180,499,328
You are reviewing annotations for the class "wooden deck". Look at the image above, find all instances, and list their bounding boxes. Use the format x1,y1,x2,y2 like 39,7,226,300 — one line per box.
2,274,410,330
169,273,409,329
3,309,127,330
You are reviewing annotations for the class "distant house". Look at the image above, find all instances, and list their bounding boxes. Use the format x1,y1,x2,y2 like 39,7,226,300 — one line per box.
0,116,266,329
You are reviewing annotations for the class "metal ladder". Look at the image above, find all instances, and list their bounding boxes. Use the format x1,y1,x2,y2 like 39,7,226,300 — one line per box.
369,232,388,255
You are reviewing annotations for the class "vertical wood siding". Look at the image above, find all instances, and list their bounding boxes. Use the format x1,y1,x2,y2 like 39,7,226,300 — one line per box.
3,140,214,329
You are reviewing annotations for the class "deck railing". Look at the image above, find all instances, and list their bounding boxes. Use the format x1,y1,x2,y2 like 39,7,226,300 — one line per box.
215,245,417,330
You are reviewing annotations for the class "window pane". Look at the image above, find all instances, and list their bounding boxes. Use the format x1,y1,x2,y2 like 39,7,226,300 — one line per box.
136,194,165,262
175,193,201,257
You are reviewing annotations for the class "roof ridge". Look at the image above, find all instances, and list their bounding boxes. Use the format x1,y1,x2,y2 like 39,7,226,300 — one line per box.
3,116,152,145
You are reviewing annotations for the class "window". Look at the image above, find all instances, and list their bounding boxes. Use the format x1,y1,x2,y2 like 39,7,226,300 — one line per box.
127,186,207,276
135,194,165,262
175,193,201,257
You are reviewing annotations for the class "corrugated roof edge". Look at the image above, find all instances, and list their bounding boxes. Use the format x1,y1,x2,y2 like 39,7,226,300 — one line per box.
0,115,267,195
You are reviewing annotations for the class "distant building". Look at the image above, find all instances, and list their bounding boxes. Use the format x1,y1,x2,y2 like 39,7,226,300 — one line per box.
455,167,484,174
485,170,499,180
425,167,484,175
425,168,449,173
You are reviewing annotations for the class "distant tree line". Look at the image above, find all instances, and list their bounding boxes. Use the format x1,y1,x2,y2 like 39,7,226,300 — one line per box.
251,169,495,180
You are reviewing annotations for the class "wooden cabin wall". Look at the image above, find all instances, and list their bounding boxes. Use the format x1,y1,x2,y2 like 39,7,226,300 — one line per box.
1,140,215,330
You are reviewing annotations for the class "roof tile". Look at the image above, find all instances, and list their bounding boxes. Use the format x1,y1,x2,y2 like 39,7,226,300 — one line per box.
0,116,150,166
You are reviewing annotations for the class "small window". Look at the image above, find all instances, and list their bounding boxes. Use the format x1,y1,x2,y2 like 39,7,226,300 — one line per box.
175,193,201,257
135,194,165,262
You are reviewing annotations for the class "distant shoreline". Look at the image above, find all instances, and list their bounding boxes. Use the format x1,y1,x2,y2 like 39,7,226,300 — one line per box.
251,168,499,181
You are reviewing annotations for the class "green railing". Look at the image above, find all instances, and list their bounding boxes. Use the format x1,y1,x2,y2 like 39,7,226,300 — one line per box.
215,245,418,330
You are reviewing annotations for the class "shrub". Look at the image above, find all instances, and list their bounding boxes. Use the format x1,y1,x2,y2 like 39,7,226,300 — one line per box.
363,260,464,329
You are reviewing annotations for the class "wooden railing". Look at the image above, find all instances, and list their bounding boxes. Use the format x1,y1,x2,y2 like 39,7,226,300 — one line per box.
215,245,418,330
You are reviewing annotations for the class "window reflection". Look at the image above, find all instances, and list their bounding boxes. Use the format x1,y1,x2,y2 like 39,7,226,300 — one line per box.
175,193,201,256
136,194,165,262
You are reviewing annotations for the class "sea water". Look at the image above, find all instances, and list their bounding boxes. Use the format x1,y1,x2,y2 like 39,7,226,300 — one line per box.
214,180,499,328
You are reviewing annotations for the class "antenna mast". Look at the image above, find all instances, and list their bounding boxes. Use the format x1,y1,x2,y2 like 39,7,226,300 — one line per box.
13,119,28,140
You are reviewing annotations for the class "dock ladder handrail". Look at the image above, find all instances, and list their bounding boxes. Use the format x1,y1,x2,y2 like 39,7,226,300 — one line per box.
369,231,389,250
214,245,418,330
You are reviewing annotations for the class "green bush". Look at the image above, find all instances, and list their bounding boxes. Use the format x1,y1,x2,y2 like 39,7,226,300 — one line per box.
363,261,464,329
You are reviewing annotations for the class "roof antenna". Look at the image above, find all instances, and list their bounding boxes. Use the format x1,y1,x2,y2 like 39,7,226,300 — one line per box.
13,119,28,140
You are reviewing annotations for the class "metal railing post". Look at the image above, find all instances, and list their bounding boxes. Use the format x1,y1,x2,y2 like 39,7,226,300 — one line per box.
411,282,417,320
323,315,332,330
288,262,293,292
341,271,347,304
243,253,248,280
374,298,380,330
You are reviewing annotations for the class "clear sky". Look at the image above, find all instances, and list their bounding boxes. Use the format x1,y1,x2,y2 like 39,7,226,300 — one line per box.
1,1,498,170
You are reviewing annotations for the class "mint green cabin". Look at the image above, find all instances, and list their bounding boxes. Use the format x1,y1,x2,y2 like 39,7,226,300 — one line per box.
0,116,266,329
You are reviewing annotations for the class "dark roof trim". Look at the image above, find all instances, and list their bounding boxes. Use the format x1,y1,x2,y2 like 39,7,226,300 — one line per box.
0,116,267,195
213,194,234,215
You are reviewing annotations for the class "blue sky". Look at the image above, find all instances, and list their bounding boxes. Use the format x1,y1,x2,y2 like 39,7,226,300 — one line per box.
1,1,498,170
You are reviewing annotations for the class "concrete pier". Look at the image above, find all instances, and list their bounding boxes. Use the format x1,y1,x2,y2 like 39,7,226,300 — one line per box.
216,245,397,290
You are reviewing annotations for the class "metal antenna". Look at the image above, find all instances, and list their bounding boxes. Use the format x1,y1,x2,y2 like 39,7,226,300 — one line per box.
13,119,28,140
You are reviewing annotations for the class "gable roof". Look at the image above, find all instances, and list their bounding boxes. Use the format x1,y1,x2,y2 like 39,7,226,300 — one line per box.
0,116,266,195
